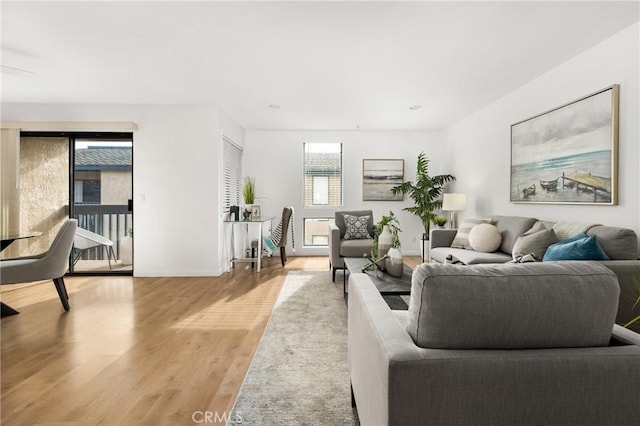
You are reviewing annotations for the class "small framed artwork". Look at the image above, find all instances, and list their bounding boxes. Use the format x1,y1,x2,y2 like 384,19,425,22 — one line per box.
251,205,261,218
363,159,404,201
510,85,619,205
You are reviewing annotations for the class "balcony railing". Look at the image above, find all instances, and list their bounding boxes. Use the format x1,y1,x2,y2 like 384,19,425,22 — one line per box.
72,204,132,260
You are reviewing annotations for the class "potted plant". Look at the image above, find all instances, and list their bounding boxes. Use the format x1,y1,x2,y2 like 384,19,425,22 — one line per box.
624,276,640,329
372,211,401,259
243,176,255,219
377,212,404,277
434,214,448,228
391,152,455,240
363,211,402,275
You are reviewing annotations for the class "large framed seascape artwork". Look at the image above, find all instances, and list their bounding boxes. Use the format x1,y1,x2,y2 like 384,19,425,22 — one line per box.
510,85,619,205
362,159,404,201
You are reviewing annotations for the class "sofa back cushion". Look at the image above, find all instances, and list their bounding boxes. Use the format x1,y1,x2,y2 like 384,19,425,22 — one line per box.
406,262,619,349
489,215,538,254
334,210,373,239
587,225,638,260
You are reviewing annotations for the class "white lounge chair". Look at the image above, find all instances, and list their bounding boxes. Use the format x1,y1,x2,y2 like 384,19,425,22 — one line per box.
73,227,116,270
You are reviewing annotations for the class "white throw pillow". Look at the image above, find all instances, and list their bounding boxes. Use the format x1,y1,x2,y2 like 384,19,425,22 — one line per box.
468,223,502,253
450,218,492,249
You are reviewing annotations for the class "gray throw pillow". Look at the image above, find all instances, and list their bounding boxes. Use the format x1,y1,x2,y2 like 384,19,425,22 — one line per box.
343,214,372,240
512,222,559,260
450,218,491,249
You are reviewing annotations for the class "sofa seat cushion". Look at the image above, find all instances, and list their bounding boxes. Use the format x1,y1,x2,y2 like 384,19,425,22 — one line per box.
407,261,619,349
489,215,538,255
339,239,373,258
430,247,512,265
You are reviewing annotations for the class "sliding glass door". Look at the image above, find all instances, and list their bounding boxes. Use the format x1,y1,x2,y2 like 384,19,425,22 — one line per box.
11,131,134,275
71,137,133,273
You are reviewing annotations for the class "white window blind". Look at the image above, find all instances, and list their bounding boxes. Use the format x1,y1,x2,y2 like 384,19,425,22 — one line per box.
222,137,243,213
303,143,342,207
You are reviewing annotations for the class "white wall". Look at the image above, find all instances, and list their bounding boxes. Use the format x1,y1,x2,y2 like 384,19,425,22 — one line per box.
2,103,244,276
4,23,637,272
441,23,640,240
243,130,450,256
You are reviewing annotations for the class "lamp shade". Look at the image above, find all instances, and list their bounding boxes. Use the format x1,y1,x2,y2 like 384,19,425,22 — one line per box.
442,193,467,211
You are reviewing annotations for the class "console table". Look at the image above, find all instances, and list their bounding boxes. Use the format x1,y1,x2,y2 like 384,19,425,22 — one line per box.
223,216,274,272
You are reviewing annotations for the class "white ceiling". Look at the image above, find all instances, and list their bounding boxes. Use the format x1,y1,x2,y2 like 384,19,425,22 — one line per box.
1,1,638,130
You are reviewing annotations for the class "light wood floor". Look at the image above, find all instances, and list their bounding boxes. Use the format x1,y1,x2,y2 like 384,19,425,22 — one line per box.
1,255,421,425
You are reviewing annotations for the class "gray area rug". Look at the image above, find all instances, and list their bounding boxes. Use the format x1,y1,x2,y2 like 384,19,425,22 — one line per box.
229,271,357,425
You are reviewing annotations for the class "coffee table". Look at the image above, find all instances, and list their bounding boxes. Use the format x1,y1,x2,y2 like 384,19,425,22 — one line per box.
343,257,412,298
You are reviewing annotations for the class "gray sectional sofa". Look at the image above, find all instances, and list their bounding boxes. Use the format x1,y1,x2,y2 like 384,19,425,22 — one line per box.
429,215,640,331
348,262,640,426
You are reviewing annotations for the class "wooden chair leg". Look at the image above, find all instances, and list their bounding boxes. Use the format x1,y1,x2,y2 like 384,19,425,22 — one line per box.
280,247,286,266
53,277,70,311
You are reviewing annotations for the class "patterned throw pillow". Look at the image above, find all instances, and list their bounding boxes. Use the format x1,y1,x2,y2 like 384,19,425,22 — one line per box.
450,218,492,249
343,214,372,240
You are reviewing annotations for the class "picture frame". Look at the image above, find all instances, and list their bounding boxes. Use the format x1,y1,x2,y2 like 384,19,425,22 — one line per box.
362,159,404,201
510,85,619,205
251,205,261,218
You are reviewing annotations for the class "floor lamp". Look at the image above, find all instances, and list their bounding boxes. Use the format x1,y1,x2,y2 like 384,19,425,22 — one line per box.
442,193,466,229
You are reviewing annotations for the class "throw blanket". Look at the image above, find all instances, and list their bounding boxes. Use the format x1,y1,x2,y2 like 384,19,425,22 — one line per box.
270,206,295,251
552,222,601,240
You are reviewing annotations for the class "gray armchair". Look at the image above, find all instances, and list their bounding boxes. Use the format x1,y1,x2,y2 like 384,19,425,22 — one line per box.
1,219,77,312
328,210,374,282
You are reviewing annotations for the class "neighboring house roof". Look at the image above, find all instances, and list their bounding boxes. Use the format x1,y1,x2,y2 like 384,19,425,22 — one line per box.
75,147,132,171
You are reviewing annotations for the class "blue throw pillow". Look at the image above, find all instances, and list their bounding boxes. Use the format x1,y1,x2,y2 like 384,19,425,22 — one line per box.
542,235,609,261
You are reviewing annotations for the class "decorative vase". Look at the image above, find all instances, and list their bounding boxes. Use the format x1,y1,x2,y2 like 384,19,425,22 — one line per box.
377,225,393,258
385,247,403,277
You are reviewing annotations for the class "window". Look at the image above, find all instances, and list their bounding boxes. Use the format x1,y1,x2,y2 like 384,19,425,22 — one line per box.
303,143,342,207
74,179,101,204
312,176,329,205
222,137,243,213
303,218,333,247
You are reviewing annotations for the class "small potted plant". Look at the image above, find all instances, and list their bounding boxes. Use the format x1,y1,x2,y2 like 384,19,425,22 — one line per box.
243,176,255,220
373,211,401,259
364,212,403,277
434,214,448,228
120,227,133,265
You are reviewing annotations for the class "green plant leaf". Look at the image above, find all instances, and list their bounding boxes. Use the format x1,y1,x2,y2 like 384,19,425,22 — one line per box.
624,313,640,328
391,152,455,235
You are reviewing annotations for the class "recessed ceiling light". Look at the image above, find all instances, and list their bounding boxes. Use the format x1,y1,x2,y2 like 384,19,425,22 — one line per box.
268,104,281,110
409,105,422,110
